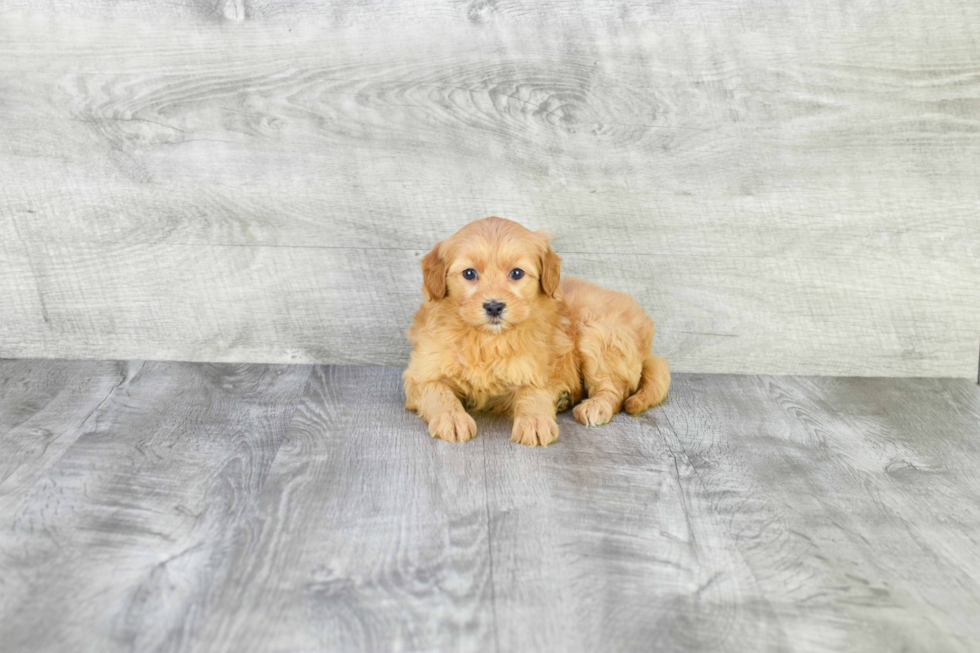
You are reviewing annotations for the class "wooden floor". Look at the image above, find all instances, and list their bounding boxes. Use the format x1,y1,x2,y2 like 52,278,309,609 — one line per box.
1,360,978,652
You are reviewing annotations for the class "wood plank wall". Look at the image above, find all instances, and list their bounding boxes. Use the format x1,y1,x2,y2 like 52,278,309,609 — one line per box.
1,0,978,376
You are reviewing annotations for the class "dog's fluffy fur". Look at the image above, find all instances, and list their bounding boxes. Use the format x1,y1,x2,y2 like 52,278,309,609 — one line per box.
403,217,670,447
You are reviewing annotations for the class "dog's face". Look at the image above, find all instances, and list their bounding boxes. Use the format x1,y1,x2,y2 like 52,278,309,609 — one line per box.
421,217,561,331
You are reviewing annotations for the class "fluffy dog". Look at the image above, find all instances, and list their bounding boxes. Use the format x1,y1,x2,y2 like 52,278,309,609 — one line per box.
403,217,670,447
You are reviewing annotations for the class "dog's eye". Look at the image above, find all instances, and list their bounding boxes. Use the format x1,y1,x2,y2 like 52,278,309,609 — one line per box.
463,268,478,281
509,268,524,280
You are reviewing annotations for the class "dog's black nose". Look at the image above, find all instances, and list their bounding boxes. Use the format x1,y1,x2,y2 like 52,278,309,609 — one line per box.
483,300,505,318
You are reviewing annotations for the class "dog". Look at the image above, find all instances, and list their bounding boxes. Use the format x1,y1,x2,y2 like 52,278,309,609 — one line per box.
403,217,670,447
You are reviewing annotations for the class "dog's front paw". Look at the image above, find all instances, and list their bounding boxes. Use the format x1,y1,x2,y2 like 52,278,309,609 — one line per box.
428,409,477,443
573,398,615,426
511,414,559,447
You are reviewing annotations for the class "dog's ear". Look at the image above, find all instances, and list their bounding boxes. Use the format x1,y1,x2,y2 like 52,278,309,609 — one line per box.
421,241,447,300
537,231,562,298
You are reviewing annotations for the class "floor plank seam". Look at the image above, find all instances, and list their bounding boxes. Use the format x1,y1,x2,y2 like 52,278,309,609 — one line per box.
481,433,500,653
81,361,143,432
252,365,317,487
20,361,145,478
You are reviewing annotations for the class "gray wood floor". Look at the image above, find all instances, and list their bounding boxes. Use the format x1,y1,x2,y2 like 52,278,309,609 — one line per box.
1,360,978,652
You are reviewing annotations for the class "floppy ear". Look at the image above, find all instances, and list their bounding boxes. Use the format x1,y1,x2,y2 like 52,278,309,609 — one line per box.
538,232,562,298
421,241,447,300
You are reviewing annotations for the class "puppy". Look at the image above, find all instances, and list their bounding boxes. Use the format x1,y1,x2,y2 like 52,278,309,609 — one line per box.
403,217,670,447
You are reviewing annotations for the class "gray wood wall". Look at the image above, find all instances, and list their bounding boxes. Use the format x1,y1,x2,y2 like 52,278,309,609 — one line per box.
1,0,978,377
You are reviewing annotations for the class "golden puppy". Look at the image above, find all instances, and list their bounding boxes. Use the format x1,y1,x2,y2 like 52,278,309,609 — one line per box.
403,217,670,447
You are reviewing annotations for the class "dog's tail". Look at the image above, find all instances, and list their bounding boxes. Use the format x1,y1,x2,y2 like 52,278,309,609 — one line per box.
624,354,671,415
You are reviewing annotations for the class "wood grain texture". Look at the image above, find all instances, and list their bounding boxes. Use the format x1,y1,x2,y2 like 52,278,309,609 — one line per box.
3,360,980,651
1,1,979,376
0,360,311,653
0,359,126,505
657,373,980,651
188,365,495,653
482,410,787,652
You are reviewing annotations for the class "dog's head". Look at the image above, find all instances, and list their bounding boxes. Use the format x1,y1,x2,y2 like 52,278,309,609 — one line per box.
420,217,561,331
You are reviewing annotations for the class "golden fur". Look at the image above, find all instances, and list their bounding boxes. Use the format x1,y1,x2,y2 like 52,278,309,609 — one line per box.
403,217,670,447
